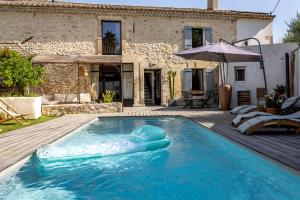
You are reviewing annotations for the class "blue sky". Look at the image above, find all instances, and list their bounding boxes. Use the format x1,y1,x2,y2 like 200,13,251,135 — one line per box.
69,0,300,43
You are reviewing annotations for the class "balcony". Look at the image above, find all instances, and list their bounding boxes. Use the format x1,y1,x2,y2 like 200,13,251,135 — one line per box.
102,41,121,55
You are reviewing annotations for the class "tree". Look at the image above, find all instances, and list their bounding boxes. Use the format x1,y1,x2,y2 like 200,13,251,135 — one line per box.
0,48,45,96
282,12,300,43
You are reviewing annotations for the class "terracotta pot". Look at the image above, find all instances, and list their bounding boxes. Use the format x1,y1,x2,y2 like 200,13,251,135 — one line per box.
218,85,232,111
265,107,281,115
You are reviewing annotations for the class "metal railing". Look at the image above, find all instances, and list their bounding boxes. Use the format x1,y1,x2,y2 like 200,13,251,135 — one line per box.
102,41,120,55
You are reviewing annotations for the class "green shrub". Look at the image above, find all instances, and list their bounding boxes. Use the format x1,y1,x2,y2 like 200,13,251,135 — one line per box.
102,90,115,103
0,48,44,96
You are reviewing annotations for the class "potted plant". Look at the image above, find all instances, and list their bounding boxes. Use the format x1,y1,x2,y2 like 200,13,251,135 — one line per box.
102,90,115,103
274,85,286,95
265,91,285,115
0,48,45,119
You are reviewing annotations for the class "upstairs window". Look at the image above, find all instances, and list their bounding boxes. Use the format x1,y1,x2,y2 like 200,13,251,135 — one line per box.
102,21,121,55
192,28,203,48
184,27,212,49
235,66,246,81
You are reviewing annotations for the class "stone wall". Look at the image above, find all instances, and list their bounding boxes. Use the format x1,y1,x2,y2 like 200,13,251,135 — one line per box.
40,63,91,95
42,102,122,116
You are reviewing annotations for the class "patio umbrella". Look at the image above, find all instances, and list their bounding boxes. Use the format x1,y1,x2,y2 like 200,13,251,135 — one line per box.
176,42,264,86
176,42,265,110
176,42,262,63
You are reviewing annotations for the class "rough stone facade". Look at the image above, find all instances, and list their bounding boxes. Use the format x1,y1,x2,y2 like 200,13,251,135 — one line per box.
42,102,122,116
0,2,273,106
41,63,91,95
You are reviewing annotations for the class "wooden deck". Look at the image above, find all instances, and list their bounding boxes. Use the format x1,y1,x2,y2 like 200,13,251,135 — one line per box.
1,107,300,173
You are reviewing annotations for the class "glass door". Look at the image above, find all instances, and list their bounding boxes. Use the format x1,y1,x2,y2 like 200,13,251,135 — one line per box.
100,64,122,101
122,64,134,107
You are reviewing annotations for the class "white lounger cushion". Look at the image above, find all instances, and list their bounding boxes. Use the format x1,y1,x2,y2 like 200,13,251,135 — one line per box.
238,111,300,134
230,105,251,114
236,105,257,114
281,97,300,110
232,111,273,126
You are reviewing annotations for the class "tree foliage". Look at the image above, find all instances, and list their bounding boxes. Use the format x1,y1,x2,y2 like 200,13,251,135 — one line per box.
0,48,44,96
283,12,300,43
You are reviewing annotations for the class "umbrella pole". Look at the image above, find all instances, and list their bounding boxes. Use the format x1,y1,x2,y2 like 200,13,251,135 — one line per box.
222,37,268,94
219,64,223,85
77,61,81,104
261,61,268,94
223,63,225,84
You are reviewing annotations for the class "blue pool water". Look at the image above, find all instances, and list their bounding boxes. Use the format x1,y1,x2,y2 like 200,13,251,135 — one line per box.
1,117,300,200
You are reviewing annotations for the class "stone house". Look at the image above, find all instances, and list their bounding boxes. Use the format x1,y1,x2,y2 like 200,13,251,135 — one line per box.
0,0,274,107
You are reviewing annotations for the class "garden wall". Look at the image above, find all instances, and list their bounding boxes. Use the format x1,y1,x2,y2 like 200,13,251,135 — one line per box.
42,102,122,116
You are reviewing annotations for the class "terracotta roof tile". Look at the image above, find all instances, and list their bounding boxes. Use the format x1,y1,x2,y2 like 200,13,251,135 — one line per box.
0,1,274,20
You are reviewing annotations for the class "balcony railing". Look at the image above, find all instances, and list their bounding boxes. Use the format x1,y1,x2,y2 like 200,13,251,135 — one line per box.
102,41,121,55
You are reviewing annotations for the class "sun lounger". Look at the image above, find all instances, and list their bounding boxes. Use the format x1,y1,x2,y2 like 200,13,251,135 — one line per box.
0,99,29,125
238,111,300,135
232,111,273,127
232,97,300,126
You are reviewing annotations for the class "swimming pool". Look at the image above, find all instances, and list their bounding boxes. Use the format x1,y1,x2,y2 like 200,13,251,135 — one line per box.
1,116,300,200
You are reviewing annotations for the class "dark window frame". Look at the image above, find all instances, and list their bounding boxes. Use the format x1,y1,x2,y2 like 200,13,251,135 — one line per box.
235,66,246,82
101,20,122,55
192,28,204,48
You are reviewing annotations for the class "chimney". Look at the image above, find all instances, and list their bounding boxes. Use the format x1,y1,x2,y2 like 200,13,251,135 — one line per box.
207,0,218,10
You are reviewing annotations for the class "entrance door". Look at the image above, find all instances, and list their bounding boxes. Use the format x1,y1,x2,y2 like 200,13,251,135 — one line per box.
91,64,134,106
100,65,122,101
144,69,161,105
154,70,161,105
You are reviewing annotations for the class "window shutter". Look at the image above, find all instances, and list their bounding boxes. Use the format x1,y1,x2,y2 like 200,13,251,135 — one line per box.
183,68,193,92
184,26,193,49
204,27,212,45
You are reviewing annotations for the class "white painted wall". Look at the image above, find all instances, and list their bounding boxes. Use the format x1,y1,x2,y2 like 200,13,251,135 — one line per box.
236,20,273,45
0,97,42,119
227,43,298,107
295,48,300,96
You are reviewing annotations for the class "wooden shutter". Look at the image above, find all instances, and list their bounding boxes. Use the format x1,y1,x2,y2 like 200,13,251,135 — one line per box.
183,68,193,92
204,27,212,45
184,26,193,49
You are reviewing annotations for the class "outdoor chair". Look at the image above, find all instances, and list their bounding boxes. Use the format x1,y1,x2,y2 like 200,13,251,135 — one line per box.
191,90,211,109
237,90,251,106
238,111,300,135
232,97,300,126
182,91,193,108
256,88,266,106
0,99,28,125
